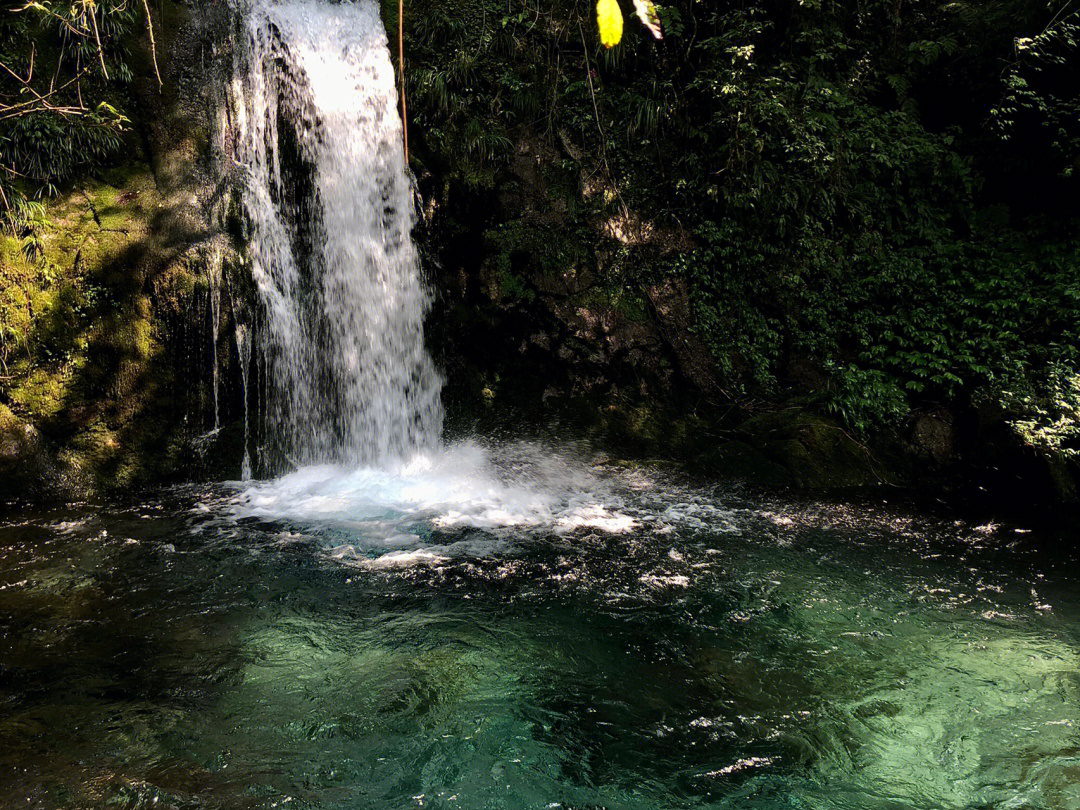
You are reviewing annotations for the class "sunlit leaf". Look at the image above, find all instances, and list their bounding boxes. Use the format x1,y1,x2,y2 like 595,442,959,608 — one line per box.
596,0,623,48
633,0,662,39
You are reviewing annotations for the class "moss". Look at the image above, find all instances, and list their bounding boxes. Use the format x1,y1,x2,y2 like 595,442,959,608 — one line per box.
0,402,47,500
735,409,886,490
0,0,245,501
0,155,218,498
7,368,68,421
0,402,33,456
70,421,121,461
583,398,718,461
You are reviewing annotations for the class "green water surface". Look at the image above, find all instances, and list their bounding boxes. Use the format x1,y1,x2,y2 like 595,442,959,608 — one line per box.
1,488,1078,809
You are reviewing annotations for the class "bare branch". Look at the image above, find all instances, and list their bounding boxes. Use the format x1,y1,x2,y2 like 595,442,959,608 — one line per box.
141,0,163,91
0,60,94,119
88,2,111,80
10,2,89,38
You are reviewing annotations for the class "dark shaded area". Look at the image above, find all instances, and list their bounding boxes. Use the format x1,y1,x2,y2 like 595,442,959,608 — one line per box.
403,0,1080,520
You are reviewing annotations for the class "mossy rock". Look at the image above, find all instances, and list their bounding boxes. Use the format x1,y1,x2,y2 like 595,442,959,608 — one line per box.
6,369,69,422
0,404,48,500
735,409,886,491
0,161,236,499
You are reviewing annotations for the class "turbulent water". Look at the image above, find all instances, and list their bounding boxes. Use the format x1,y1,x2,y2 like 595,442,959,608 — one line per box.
227,0,442,472
3,471,1079,810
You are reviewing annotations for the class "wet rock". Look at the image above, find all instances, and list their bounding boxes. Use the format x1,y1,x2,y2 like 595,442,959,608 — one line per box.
0,404,47,499
911,410,955,466
1046,454,1079,504
706,440,792,487
733,409,885,490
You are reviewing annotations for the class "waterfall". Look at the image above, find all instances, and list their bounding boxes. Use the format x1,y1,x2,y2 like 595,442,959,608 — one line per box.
224,2,626,537
227,0,443,475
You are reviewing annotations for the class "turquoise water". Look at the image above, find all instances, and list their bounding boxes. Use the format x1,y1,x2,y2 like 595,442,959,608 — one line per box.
2,453,1079,809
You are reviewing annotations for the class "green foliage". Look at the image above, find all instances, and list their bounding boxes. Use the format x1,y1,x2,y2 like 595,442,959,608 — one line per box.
406,0,1080,453
485,220,588,282
497,270,535,303
3,106,128,197
402,0,520,185
991,2,1080,178
1003,365,1080,458
826,365,910,437
0,0,139,233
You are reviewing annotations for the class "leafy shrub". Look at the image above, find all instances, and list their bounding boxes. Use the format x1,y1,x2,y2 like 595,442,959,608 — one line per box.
0,1,140,231
826,365,910,437
1000,365,1080,458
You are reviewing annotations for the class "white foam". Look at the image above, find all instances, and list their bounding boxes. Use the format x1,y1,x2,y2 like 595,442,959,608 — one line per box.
229,440,750,566
232,440,638,537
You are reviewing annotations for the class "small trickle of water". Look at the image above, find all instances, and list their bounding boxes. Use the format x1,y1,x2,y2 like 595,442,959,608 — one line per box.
227,0,443,473
235,322,252,481
208,245,222,432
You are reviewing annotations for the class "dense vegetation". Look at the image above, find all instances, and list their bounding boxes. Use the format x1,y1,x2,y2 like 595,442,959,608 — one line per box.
1,2,126,401
0,1,155,234
401,0,1080,457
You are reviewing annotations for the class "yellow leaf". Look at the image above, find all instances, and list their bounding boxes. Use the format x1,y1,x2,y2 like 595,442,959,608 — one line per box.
596,0,624,48
633,0,662,39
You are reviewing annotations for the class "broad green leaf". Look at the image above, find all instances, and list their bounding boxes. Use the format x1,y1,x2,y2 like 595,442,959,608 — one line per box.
596,0,623,48
633,0,662,39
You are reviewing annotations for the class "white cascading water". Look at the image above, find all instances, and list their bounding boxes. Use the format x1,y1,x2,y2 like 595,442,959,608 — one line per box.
223,0,732,550
228,0,442,472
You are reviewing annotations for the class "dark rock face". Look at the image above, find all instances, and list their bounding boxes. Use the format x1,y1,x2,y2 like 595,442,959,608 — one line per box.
958,407,1080,510
644,278,723,396
421,126,714,426
417,117,904,497
911,411,955,466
